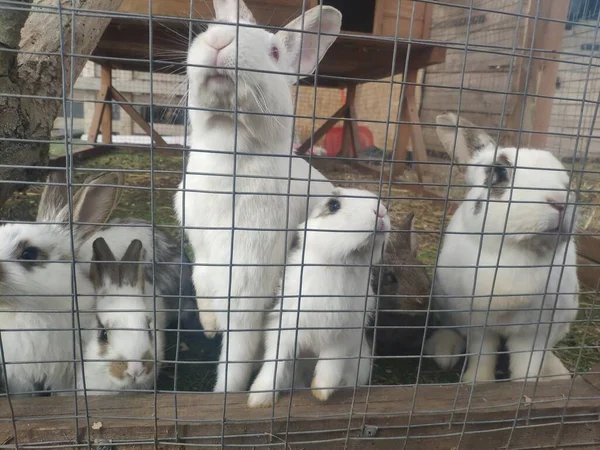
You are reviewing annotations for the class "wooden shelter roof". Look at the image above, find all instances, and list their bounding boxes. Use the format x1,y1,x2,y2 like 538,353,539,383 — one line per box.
91,0,445,87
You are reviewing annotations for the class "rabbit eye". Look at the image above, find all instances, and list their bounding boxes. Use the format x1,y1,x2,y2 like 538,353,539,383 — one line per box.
385,272,398,285
270,45,279,61
147,319,154,341
98,322,108,344
493,166,509,184
327,198,341,213
20,246,40,261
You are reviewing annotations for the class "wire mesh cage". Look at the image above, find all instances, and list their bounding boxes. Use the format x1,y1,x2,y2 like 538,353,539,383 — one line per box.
0,0,599,448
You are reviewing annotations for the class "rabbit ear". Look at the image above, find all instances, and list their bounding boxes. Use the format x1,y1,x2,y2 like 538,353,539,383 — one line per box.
435,113,496,163
90,237,118,289
119,239,145,288
213,0,256,24
277,5,341,80
67,172,124,237
394,213,419,257
37,171,69,222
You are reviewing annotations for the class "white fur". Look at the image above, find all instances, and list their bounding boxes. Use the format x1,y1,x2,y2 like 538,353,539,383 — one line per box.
423,328,464,370
0,224,95,395
0,172,178,395
77,282,166,395
175,0,341,392
248,188,390,407
426,113,579,382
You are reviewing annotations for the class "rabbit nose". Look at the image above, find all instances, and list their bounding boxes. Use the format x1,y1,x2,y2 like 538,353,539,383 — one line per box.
547,198,565,213
205,34,234,52
126,362,146,379
374,206,386,218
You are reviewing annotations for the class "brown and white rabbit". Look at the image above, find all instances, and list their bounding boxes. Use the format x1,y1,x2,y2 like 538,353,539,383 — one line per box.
369,213,431,356
77,238,166,395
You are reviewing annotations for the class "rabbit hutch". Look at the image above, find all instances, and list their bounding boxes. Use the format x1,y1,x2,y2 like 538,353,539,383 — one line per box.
1,0,600,449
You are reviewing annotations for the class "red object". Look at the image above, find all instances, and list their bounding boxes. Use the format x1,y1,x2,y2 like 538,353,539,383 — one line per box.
323,126,374,157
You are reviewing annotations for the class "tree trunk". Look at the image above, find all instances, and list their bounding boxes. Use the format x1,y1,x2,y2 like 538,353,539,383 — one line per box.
0,0,123,208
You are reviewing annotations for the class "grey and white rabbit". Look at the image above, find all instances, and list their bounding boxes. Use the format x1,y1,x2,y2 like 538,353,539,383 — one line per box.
424,113,579,382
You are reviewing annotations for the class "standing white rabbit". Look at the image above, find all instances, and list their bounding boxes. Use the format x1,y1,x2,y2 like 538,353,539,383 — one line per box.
424,113,579,382
77,238,166,394
248,188,390,407
175,0,341,392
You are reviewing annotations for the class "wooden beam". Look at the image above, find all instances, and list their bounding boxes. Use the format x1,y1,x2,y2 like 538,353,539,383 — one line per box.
577,254,600,290
109,86,169,149
296,104,348,155
528,0,569,149
340,84,360,158
87,64,111,144
100,64,113,145
0,379,597,448
402,68,429,182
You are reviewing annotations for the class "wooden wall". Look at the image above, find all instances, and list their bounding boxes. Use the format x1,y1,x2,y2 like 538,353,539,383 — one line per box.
419,0,531,154
420,0,600,161
546,19,600,160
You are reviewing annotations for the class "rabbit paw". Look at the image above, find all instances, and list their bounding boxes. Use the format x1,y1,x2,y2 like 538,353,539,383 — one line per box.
310,377,334,402
248,391,278,408
199,310,218,339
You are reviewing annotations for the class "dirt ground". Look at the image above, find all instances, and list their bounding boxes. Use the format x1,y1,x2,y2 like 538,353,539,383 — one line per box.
1,148,599,390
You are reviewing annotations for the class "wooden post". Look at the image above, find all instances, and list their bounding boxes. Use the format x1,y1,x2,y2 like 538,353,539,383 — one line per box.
392,68,429,181
87,63,112,144
528,0,569,149
340,84,360,158
110,86,169,148
506,0,568,149
100,63,113,144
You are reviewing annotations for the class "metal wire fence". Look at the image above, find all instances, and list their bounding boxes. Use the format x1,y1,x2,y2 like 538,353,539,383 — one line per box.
0,0,599,448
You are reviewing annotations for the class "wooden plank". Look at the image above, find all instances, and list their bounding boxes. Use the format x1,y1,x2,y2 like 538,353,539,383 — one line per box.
528,0,570,149
577,254,600,291
0,379,597,448
372,0,386,35
578,234,600,264
296,104,348,155
345,84,360,158
109,86,169,148
117,0,304,26
86,64,111,144
421,0,433,41
403,68,429,182
100,64,112,145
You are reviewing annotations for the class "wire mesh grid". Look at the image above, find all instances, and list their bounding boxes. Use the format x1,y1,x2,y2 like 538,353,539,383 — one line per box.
0,0,599,448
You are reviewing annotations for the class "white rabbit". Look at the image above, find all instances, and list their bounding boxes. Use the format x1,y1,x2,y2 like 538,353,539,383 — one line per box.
175,0,341,392
0,170,192,395
248,188,390,407
424,113,579,382
77,238,166,394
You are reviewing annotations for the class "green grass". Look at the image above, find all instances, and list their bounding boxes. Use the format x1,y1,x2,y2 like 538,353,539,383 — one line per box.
2,148,599,391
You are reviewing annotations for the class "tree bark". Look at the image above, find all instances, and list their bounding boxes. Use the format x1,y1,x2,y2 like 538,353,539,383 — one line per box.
0,0,123,208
